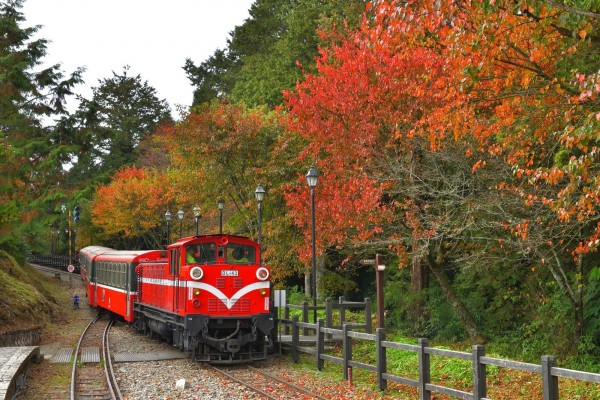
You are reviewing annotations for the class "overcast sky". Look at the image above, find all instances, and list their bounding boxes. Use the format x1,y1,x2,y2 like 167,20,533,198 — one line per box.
22,0,255,119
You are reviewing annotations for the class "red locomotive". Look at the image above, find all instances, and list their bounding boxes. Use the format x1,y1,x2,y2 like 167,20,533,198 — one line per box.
79,234,273,363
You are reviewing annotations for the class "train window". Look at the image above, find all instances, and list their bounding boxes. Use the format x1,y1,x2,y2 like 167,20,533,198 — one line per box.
226,244,255,265
170,250,175,275
114,262,118,287
98,262,104,284
185,243,216,264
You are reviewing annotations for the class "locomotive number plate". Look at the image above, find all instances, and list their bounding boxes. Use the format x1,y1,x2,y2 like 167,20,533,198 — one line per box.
221,270,239,277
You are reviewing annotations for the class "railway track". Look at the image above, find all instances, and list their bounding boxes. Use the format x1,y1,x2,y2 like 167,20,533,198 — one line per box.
32,263,80,277
210,364,329,400
71,314,122,400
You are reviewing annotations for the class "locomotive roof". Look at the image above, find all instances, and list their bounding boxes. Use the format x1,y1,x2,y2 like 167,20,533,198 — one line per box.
170,234,256,246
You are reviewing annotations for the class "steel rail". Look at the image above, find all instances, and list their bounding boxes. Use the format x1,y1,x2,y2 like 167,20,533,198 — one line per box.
246,365,329,400
103,319,122,400
210,365,278,400
70,313,101,400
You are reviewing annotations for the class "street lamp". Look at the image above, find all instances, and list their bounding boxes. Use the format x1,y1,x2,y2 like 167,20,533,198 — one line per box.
165,210,172,247
177,209,184,238
217,199,225,234
254,184,265,264
193,205,201,236
306,166,319,323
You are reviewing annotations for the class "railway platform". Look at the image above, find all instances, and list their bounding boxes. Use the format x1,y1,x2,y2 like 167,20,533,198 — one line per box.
0,346,40,400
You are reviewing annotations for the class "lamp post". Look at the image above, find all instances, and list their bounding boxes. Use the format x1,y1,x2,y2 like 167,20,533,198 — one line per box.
177,209,184,238
306,166,319,323
254,184,265,264
193,205,201,236
217,199,225,234
165,210,172,247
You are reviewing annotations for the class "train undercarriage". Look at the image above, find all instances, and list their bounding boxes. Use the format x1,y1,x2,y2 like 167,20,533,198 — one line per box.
132,303,274,364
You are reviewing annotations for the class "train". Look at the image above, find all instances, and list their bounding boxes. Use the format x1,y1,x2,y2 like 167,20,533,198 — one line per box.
78,234,274,363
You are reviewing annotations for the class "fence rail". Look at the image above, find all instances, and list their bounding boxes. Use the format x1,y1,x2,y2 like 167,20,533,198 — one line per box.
283,296,371,336
280,316,600,400
28,254,79,273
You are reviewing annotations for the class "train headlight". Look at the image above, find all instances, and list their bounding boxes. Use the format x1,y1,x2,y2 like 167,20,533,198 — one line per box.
190,266,204,280
256,267,269,281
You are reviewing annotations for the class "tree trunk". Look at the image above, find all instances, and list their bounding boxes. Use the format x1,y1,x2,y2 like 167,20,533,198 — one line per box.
574,257,584,345
411,240,429,330
408,142,429,330
427,253,485,343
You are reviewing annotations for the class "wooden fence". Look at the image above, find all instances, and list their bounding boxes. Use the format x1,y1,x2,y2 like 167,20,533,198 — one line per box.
282,296,372,335
281,316,600,400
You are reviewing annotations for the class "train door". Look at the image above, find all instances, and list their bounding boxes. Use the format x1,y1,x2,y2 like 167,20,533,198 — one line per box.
170,248,181,312
92,259,98,306
126,262,133,319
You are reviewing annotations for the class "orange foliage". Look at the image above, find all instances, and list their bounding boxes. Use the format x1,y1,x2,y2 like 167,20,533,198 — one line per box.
91,166,175,238
284,0,600,259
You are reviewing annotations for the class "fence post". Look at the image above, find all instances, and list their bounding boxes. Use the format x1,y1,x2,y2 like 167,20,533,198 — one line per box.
325,298,333,340
472,345,486,399
418,338,431,400
292,315,299,363
339,296,346,326
284,305,290,335
302,301,308,336
364,297,372,334
302,301,309,336
343,323,352,381
376,328,387,391
542,355,559,400
316,319,324,370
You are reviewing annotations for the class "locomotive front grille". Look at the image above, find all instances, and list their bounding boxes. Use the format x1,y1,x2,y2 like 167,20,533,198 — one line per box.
237,298,250,312
234,278,243,288
207,298,251,313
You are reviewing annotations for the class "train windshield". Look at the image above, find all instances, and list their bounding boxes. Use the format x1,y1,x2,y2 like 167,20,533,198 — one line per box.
226,243,256,265
185,243,216,264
